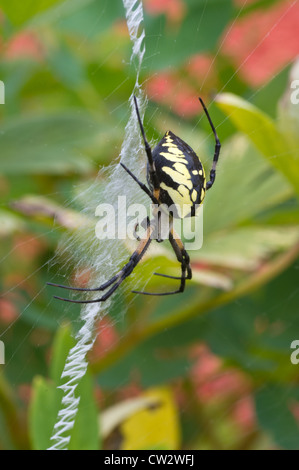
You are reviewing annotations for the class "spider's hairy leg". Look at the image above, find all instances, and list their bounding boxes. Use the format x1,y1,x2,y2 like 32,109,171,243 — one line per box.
133,216,150,242
132,228,191,296
133,95,160,195
134,214,165,244
120,163,159,204
154,228,192,281
198,97,221,190
51,222,154,304
47,275,119,293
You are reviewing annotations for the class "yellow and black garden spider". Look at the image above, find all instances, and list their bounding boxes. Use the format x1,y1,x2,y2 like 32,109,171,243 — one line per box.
48,96,221,303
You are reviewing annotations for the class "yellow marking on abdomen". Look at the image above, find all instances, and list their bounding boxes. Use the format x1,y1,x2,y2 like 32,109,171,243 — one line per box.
173,162,190,177
162,143,177,148
160,182,193,218
160,152,186,162
161,145,185,156
168,146,184,156
161,166,193,190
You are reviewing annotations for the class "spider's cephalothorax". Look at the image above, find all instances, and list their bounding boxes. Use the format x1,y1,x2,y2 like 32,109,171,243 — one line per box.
149,130,206,218
48,96,221,303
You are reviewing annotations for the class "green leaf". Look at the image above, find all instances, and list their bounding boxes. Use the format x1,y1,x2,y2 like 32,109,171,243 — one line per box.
97,337,190,389
144,0,234,70
199,260,299,380
238,0,284,17
277,59,299,150
68,370,100,450
255,384,299,450
215,93,299,195
48,42,86,88
252,65,290,118
202,135,293,235
0,112,98,175
196,225,299,271
29,324,99,450
52,0,125,36
1,0,66,26
29,376,60,451
50,323,76,384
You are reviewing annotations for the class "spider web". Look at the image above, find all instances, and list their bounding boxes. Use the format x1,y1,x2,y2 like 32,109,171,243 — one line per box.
47,0,148,450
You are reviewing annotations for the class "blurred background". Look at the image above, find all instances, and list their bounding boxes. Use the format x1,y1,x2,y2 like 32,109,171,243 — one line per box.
0,0,299,450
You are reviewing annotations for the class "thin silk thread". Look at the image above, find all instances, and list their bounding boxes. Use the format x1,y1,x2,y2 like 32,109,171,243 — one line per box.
48,0,146,450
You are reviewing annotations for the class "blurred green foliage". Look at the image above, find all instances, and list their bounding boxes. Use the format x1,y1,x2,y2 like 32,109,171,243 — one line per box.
0,0,299,450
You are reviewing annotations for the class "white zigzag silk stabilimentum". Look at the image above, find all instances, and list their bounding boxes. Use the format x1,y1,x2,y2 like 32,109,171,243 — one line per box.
48,0,146,450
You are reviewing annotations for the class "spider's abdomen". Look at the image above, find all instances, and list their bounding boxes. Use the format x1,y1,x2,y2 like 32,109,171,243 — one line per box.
149,131,206,218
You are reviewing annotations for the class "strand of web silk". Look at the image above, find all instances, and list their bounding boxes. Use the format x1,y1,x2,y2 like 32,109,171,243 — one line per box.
48,0,146,450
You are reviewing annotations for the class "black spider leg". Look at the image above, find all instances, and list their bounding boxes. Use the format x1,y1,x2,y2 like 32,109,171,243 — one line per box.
154,228,192,281
132,229,191,296
120,163,159,205
133,216,150,242
47,275,120,293
156,210,163,243
198,97,221,190
120,160,164,243
51,222,154,304
133,213,164,244
133,95,160,194
120,163,162,244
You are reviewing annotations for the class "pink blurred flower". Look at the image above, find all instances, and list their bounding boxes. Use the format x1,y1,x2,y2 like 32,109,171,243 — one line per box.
186,54,216,86
190,344,251,403
5,31,44,62
0,298,18,324
146,72,201,117
13,234,46,261
232,395,256,430
190,344,222,382
197,370,250,402
289,401,299,423
221,0,299,86
90,318,119,361
144,0,186,23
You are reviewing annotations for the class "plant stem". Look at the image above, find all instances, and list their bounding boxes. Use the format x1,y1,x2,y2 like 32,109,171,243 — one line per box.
0,372,30,449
